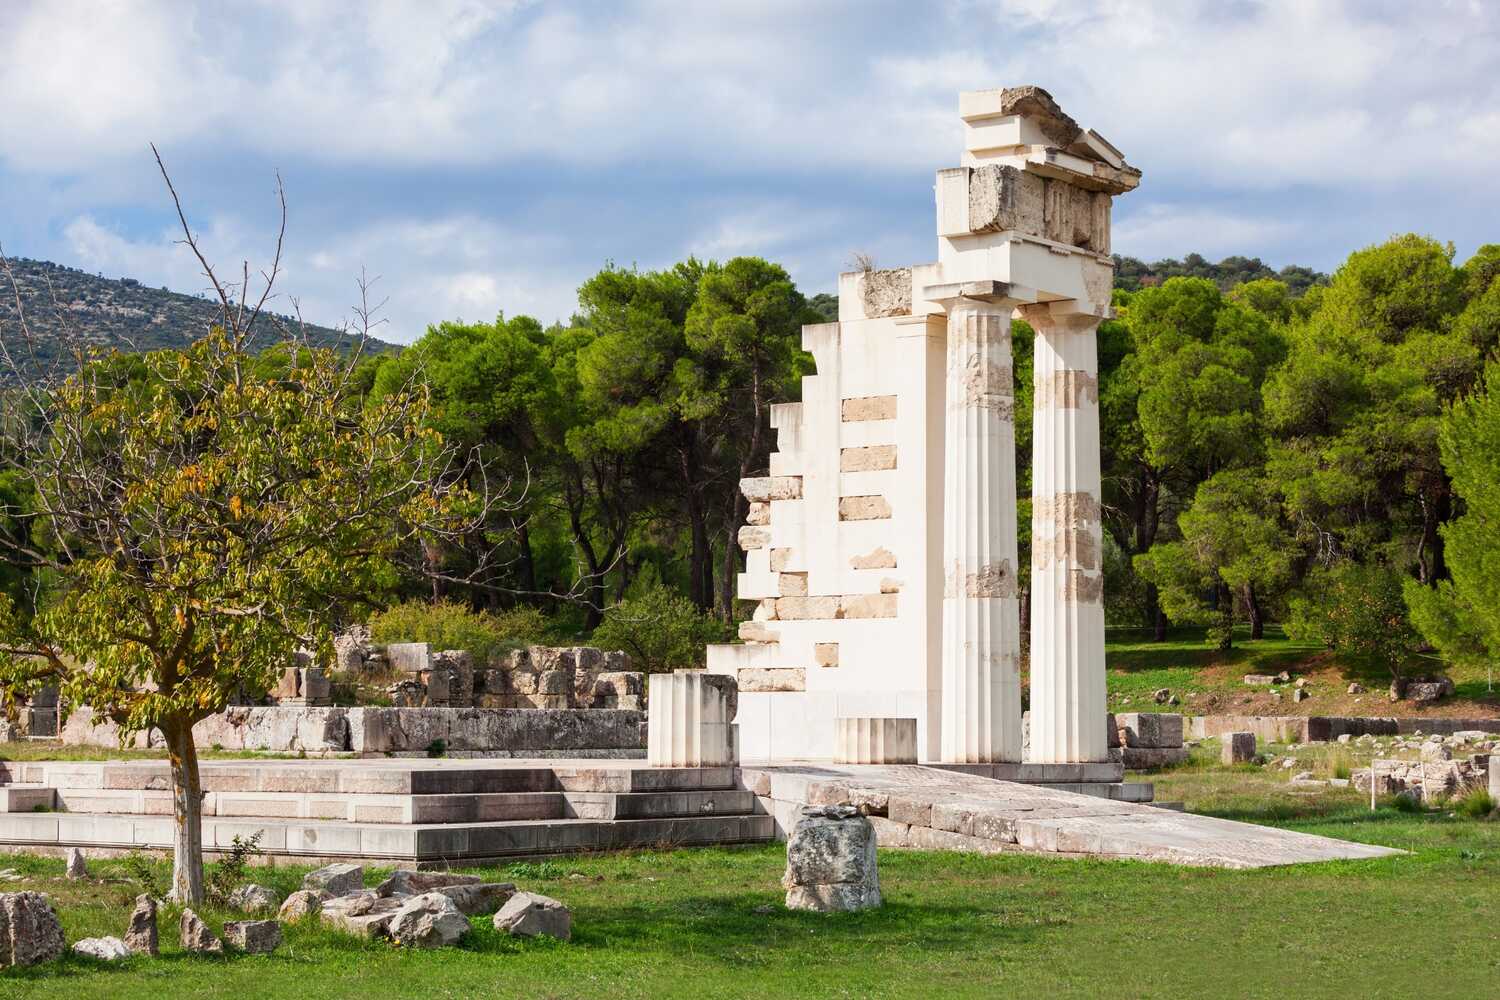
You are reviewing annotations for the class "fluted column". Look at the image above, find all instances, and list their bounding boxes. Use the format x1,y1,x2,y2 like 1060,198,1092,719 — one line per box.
940,297,1022,763
1024,303,1107,763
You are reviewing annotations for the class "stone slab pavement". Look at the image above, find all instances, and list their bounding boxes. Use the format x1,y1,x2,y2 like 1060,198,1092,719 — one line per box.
741,763,1402,869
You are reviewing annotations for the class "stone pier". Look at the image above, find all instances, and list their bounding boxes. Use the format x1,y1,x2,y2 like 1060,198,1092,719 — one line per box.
940,297,1023,762
1025,303,1109,763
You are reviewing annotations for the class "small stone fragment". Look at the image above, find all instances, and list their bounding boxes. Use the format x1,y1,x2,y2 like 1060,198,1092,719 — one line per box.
72,936,131,962
228,883,281,914
223,919,281,954
493,891,572,941
179,908,223,954
124,893,159,956
65,848,89,881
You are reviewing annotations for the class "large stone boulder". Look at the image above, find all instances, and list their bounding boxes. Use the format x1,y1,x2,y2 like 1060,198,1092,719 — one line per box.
228,883,281,914
125,893,159,956
0,892,66,967
492,891,572,940
224,919,281,954
278,889,330,922
387,892,470,948
179,908,224,954
303,862,363,896
72,936,131,962
782,805,882,912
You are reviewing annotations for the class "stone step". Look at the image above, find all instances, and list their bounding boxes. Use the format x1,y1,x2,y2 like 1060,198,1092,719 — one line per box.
0,760,735,796
0,809,775,862
0,785,56,812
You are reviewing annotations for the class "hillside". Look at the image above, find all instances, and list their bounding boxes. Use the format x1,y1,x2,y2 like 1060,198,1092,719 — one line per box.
0,256,392,369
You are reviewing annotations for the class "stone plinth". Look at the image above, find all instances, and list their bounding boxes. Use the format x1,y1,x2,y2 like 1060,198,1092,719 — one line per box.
1025,303,1108,764
940,297,1023,763
647,672,737,767
782,805,882,912
835,718,918,765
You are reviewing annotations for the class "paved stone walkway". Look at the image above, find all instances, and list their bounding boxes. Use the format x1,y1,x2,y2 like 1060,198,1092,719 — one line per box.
742,763,1402,869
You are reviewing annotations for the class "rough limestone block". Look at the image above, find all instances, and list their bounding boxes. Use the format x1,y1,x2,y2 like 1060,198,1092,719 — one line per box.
860,268,912,318
839,446,898,472
737,668,806,693
840,594,897,619
737,621,780,644
737,526,771,550
740,476,803,502
124,893,158,955
0,891,66,967
746,502,771,526
1120,747,1189,770
1106,712,1120,749
65,847,88,880
647,672,736,767
838,495,892,521
179,908,223,954
223,919,281,954
228,882,281,914
775,596,841,620
814,643,839,668
278,889,329,923
320,892,404,939
386,643,431,673
1117,713,1184,749
388,892,469,948
1490,756,1500,801
493,892,572,941
778,572,809,596
782,805,882,912
849,547,896,570
1222,731,1257,765
769,548,796,571
835,718,917,764
841,395,898,422
303,862,364,897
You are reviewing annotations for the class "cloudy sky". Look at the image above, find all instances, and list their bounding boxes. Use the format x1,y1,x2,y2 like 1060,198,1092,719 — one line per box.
2,0,1496,342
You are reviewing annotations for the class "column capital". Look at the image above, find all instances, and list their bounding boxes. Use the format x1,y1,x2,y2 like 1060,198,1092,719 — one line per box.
1018,299,1110,331
923,279,1038,313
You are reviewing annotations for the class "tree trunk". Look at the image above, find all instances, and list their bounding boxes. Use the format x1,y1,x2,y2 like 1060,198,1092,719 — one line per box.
1245,582,1264,640
1147,583,1168,641
1215,582,1234,651
514,519,537,596
164,717,204,905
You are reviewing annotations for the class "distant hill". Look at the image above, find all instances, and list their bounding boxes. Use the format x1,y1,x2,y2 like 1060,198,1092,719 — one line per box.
0,257,393,370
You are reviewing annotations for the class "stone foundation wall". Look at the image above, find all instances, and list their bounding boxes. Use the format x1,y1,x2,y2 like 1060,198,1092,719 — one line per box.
1189,715,1500,744
59,705,646,756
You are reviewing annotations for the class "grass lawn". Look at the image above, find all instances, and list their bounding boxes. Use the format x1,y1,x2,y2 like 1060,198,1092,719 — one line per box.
1100,624,1500,719
2,765,1497,999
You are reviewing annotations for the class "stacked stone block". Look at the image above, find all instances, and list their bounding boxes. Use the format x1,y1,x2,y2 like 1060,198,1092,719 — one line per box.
1115,713,1188,769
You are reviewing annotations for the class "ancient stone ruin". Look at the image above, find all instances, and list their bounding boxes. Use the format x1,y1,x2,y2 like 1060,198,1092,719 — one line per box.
711,85,1139,763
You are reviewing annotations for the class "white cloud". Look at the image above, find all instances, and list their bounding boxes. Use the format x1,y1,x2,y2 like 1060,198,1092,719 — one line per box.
1111,204,1301,263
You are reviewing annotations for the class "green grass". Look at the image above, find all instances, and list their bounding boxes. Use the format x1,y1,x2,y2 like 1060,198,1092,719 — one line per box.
2,769,1497,999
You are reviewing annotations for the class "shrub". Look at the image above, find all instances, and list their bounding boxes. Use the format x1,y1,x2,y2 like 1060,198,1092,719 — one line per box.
206,831,264,904
1455,787,1495,819
123,851,165,898
1286,563,1419,681
369,599,548,664
590,585,729,673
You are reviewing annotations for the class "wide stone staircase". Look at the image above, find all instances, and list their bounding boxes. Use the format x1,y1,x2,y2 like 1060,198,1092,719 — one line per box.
0,759,772,865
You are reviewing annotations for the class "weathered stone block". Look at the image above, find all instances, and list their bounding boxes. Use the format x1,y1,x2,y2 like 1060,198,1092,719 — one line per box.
0,891,65,967
860,268,912,318
769,548,795,571
838,495,892,520
1222,731,1256,765
493,892,571,940
778,572,808,596
740,476,803,502
737,668,805,693
775,596,840,620
782,805,882,912
737,621,780,644
839,445,898,472
840,594,897,619
72,936,131,962
841,395,897,422
849,547,896,570
303,862,363,896
223,919,281,954
745,502,770,526
179,908,223,954
814,642,839,668
737,526,771,550
386,642,431,673
1117,713,1183,749
388,892,469,948
124,893,158,955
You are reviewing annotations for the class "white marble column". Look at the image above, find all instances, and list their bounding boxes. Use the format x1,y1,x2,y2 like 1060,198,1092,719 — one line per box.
940,297,1022,763
1024,302,1107,763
